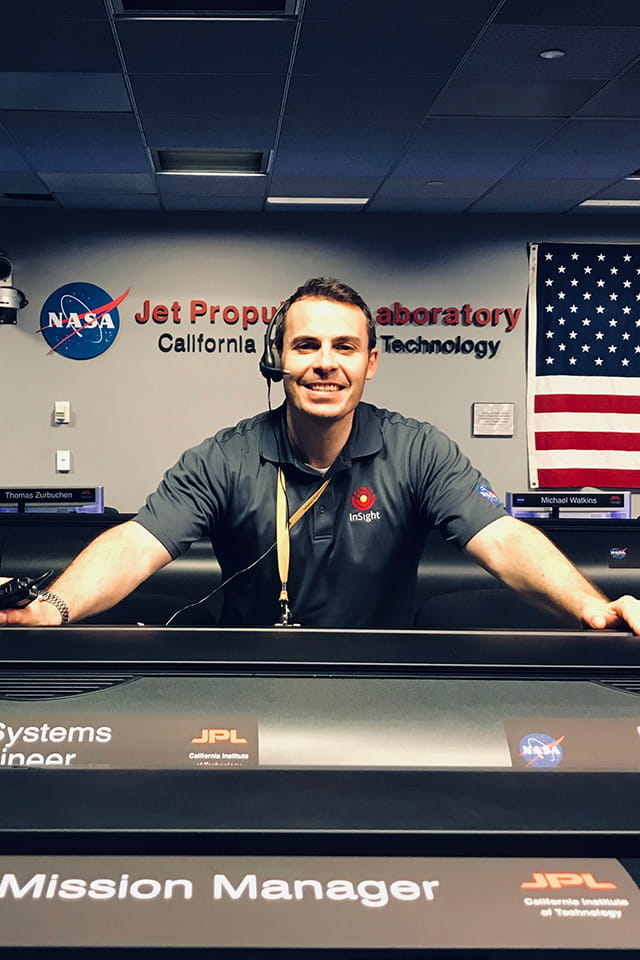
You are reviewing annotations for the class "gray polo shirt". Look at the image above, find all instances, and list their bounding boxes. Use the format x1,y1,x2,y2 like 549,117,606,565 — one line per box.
135,402,507,627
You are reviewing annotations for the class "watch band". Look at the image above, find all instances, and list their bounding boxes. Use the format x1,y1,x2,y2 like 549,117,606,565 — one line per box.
38,591,70,625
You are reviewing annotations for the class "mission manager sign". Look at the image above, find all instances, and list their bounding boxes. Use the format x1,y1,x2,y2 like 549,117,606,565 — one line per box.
0,857,638,950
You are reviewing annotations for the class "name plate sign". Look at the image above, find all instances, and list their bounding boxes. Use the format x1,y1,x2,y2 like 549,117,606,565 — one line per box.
0,857,638,949
0,712,257,769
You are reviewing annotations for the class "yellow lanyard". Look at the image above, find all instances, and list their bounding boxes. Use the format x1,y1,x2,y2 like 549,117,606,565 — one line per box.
276,467,331,623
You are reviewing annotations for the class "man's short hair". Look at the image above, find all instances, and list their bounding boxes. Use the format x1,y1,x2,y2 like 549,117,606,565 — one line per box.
275,277,376,351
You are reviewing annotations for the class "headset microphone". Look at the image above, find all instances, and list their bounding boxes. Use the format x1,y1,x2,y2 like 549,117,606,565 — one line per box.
259,303,290,382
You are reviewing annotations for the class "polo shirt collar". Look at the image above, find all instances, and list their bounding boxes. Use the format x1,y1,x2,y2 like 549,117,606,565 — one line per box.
260,402,383,472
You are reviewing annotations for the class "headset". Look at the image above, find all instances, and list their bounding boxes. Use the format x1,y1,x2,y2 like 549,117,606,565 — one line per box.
259,302,289,382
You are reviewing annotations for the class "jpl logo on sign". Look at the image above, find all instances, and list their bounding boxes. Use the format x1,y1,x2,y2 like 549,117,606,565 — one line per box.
40,283,130,359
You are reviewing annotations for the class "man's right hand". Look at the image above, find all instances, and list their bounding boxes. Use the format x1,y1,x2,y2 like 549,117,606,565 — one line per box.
0,580,63,626
0,521,172,628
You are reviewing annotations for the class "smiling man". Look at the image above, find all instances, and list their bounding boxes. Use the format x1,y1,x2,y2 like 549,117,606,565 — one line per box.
280,293,378,469
1,277,640,633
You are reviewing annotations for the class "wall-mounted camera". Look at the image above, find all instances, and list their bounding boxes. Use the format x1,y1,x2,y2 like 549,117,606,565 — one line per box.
0,254,28,324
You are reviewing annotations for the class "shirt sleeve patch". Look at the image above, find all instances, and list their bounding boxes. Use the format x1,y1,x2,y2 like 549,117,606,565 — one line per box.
477,482,503,506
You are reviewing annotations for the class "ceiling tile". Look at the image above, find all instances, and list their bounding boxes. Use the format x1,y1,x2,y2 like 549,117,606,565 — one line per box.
455,24,640,80
368,196,480,213
469,196,577,212
577,80,640,117
511,119,640,179
432,78,604,117
130,74,286,117
621,60,640,79
55,192,161,210
269,176,381,197
157,174,267,198
294,20,482,78
495,0,640,27
117,20,296,74
469,178,613,213
395,118,564,177
0,131,33,173
0,74,130,112
40,172,156,194
0,20,120,72
375,176,499,199
3,1,107,22
0,171,54,194
273,150,397,177
593,179,640,200
0,113,150,173
304,0,497,22
279,76,443,150
285,76,443,120
161,195,264,211
142,114,276,150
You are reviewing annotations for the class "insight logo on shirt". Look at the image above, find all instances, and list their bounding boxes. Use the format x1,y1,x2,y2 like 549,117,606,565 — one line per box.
349,486,381,523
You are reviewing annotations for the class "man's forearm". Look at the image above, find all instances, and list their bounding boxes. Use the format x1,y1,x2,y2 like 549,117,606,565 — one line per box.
0,520,172,626
465,515,608,624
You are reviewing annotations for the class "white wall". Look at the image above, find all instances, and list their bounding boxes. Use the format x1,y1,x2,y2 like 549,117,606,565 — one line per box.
1,209,638,514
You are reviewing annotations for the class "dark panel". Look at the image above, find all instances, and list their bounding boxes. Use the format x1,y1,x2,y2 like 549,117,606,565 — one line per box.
143,114,276,149
432,78,604,117
0,113,149,173
273,149,396,177
130,74,286,116
0,20,121,72
394,118,563,178
294,20,482,78
279,76,443,151
117,19,296,74
512,119,640,179
304,0,498,22
1,0,107,21
0,73,130,113
496,0,640,27
455,24,640,80
2,768,640,850
578,80,640,117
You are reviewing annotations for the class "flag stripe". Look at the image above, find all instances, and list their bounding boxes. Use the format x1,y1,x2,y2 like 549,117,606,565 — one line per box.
534,394,640,415
534,449,640,468
535,430,640,451
537,468,640,488
533,412,640,431
535,374,640,395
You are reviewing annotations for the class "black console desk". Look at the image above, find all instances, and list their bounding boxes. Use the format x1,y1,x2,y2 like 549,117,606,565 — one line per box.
0,626,638,857
1,627,640,955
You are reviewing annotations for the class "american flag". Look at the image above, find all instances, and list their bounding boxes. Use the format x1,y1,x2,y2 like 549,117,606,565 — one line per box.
527,242,640,490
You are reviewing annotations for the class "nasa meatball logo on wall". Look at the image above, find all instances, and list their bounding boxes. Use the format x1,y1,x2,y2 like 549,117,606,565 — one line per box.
40,283,130,359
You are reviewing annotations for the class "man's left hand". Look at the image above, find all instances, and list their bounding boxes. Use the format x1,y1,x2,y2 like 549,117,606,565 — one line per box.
582,595,640,635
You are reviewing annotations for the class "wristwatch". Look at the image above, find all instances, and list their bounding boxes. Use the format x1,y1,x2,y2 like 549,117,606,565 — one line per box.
38,591,70,625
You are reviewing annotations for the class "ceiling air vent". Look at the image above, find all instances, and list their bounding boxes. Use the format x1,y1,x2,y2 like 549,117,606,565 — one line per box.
153,148,269,175
113,0,298,15
0,674,136,702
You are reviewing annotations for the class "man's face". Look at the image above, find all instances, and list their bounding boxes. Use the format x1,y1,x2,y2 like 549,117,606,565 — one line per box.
280,297,378,424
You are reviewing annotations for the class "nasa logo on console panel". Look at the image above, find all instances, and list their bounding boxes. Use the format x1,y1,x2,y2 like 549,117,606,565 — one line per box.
40,283,130,359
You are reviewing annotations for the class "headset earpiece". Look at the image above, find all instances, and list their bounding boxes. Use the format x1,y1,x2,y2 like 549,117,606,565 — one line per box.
259,303,287,382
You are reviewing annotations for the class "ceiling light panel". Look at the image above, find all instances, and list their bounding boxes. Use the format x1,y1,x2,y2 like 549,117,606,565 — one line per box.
153,148,270,174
